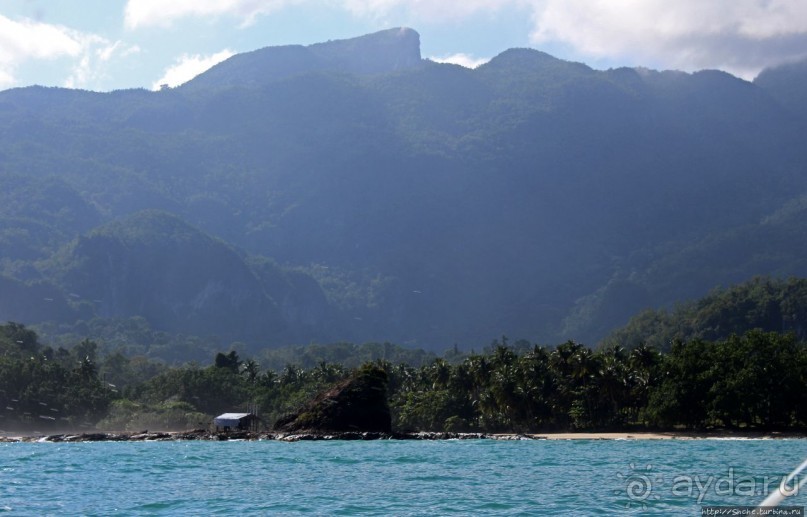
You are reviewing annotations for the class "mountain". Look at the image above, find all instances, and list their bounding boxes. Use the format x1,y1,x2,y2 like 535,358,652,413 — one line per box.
38,210,338,344
0,28,806,353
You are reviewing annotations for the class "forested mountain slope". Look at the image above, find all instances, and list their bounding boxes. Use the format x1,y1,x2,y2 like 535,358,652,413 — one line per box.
1,28,805,352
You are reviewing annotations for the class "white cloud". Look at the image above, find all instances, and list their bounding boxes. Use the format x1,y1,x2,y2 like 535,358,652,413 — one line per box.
125,0,520,28
0,14,83,61
340,0,518,20
0,13,84,86
335,0,807,77
0,69,14,90
528,0,807,78
96,41,122,62
65,54,93,89
430,53,489,69
151,50,235,90
125,0,302,29
65,37,141,90
0,14,141,90
96,41,140,62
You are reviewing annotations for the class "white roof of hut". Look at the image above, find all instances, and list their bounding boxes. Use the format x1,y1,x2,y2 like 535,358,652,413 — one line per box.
213,413,254,427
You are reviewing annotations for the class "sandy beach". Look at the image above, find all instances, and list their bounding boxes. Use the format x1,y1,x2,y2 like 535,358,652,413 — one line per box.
526,431,807,440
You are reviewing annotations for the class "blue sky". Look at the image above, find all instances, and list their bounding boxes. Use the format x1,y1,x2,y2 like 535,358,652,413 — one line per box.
2,0,807,92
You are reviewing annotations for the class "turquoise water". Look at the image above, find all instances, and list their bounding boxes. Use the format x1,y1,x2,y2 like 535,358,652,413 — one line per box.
1,439,806,515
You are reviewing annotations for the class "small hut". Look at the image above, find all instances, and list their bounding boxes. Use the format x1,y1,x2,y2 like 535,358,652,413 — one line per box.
213,412,258,432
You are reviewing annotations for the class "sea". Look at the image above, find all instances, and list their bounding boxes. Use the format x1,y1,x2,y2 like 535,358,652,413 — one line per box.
1,438,806,515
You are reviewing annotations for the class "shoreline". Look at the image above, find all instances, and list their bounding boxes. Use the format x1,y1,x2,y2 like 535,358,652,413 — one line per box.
2,429,805,443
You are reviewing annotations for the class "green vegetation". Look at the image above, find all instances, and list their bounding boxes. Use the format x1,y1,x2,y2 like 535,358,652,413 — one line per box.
605,277,807,351
3,306,806,433
0,325,112,429
388,332,807,432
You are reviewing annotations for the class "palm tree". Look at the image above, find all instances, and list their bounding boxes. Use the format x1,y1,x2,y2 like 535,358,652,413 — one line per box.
592,345,630,427
627,343,661,424
240,359,260,383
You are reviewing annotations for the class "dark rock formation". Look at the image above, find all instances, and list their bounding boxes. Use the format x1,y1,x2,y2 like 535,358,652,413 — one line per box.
274,364,392,433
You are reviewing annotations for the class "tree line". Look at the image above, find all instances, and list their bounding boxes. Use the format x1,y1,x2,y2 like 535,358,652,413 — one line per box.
389,332,806,432
2,322,806,433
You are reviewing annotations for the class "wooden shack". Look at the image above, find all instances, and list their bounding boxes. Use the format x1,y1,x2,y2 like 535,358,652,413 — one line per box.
213,412,258,432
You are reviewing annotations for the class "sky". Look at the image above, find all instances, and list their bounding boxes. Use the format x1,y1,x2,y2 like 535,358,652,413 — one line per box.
2,0,807,92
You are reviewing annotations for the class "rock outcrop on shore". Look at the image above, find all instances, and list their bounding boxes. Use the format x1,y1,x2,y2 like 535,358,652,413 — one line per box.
274,364,393,434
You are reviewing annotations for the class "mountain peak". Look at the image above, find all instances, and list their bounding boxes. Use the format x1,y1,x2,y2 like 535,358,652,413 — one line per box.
182,28,422,91
309,27,421,74
479,47,593,76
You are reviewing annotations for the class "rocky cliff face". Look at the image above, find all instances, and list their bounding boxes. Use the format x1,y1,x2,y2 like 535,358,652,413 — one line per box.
275,364,392,433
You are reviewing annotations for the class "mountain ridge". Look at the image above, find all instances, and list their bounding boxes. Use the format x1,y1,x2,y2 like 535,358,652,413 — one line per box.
0,29,806,353
181,27,423,92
